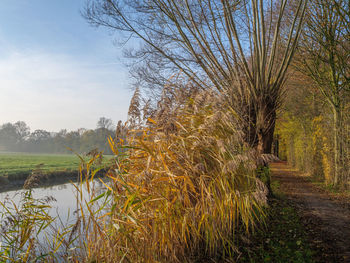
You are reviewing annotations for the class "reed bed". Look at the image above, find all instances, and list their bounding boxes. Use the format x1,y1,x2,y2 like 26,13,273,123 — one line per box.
80,88,266,262
0,87,267,262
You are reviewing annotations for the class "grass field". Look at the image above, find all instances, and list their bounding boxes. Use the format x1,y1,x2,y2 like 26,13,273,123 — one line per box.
0,152,112,181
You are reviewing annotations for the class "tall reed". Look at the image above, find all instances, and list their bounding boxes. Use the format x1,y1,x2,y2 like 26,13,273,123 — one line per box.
82,87,266,262
0,86,267,262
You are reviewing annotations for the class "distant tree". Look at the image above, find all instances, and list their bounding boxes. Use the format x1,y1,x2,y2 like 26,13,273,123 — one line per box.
29,130,51,141
27,129,52,152
77,128,87,136
52,129,69,153
14,121,30,142
97,117,113,130
0,123,18,150
80,129,97,153
0,119,119,154
57,129,68,137
65,131,81,151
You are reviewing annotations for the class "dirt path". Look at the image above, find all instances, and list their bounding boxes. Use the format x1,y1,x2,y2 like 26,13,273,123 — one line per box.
271,162,350,263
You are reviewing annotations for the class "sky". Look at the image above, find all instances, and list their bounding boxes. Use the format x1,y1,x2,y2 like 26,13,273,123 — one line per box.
0,0,132,132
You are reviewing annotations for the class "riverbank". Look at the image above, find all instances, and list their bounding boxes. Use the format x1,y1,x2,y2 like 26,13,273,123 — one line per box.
0,152,113,192
0,169,109,193
0,170,78,193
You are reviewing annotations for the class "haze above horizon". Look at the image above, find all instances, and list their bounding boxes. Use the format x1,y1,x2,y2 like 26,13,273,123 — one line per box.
0,0,131,132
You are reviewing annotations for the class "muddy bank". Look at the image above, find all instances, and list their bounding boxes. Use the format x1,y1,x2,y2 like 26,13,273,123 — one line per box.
0,169,108,193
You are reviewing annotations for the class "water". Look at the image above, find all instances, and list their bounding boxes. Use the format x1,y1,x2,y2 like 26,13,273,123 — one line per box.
0,179,107,223
0,178,109,258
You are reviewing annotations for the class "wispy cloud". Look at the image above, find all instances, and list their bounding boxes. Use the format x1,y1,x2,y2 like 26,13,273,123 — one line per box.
0,50,131,132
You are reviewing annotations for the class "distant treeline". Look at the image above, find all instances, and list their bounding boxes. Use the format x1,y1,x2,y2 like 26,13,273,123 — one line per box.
0,117,117,154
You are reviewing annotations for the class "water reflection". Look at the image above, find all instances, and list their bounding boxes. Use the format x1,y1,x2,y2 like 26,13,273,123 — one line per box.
0,179,108,226
0,179,109,260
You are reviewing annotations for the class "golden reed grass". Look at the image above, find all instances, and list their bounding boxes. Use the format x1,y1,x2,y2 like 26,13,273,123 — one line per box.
81,87,266,262
0,86,267,262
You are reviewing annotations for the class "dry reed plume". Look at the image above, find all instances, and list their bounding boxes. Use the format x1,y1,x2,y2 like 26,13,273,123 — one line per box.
0,83,268,262
81,84,267,262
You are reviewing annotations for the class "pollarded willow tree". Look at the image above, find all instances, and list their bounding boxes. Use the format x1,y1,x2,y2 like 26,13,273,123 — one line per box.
85,0,308,154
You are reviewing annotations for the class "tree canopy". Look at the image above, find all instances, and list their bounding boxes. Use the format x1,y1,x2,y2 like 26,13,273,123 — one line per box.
85,0,308,153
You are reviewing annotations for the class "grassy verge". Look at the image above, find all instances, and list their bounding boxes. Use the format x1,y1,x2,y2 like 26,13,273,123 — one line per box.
0,152,113,182
239,177,315,262
309,177,350,198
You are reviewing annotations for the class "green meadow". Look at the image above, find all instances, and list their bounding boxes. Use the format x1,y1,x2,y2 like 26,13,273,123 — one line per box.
0,152,112,181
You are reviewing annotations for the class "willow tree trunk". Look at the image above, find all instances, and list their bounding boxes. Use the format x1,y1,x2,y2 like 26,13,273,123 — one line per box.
254,101,276,197
256,100,277,155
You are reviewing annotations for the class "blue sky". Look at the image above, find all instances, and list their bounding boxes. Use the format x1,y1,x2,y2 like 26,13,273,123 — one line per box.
0,0,132,132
